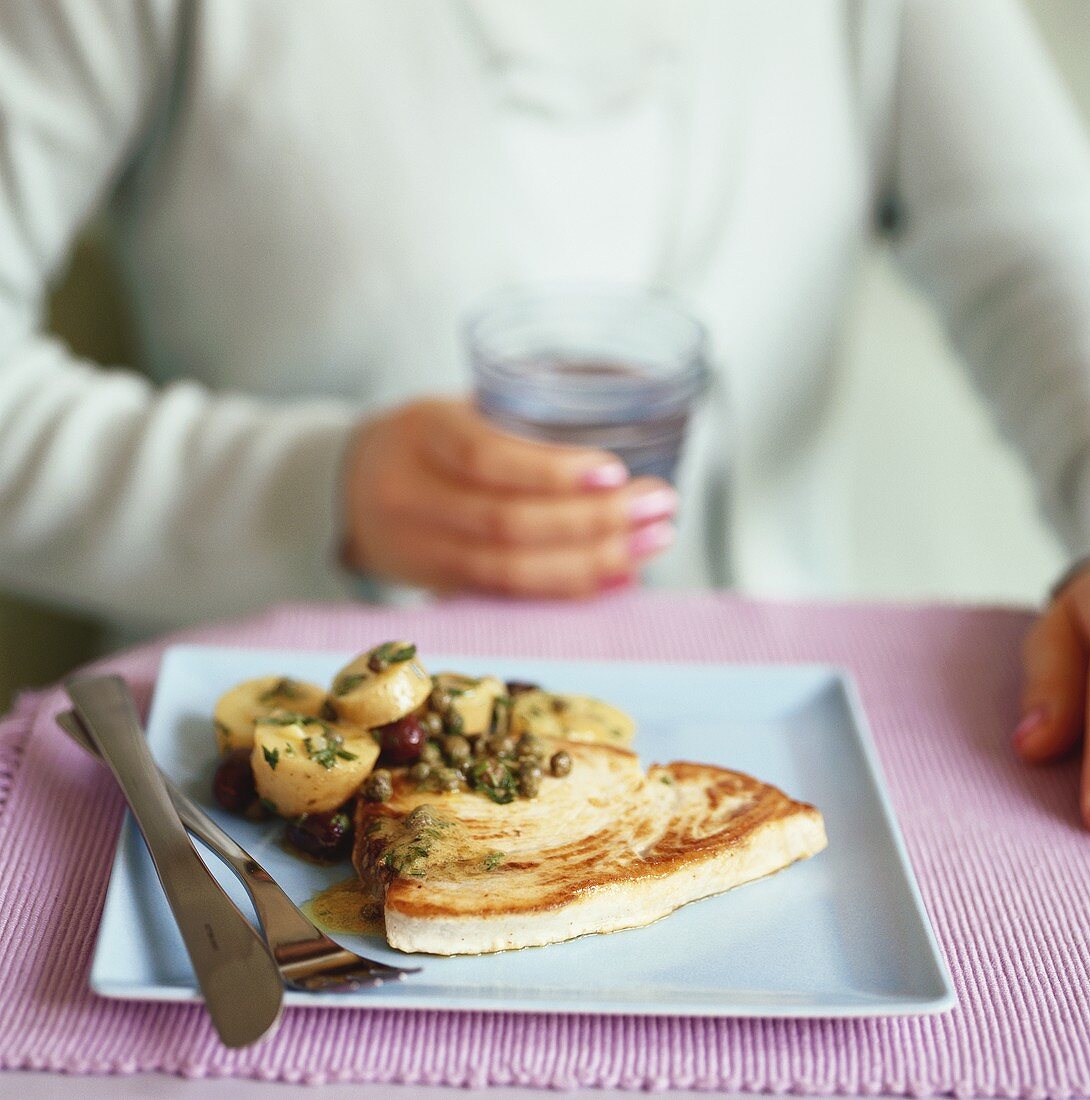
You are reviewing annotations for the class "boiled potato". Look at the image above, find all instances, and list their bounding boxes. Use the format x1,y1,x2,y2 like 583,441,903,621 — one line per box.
510,691,636,746
329,641,430,727
432,673,506,735
213,676,327,754
251,712,380,818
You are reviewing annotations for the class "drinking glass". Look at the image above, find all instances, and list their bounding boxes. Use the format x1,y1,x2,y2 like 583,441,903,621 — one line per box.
465,285,708,482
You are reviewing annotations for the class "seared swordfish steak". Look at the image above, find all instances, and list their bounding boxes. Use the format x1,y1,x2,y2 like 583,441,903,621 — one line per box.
352,738,827,955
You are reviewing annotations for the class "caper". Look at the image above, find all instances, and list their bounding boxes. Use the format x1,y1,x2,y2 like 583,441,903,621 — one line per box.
473,757,508,789
443,711,465,736
443,734,471,765
404,806,436,832
432,766,462,792
363,768,393,803
516,733,544,760
367,654,390,673
421,712,444,738
420,740,443,765
430,687,454,713
518,761,542,798
489,734,516,757
409,761,432,783
550,750,572,778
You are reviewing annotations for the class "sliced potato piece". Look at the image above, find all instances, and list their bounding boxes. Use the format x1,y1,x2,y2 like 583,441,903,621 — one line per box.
213,676,327,754
508,690,563,739
251,712,379,818
329,642,430,728
433,673,506,735
510,690,636,746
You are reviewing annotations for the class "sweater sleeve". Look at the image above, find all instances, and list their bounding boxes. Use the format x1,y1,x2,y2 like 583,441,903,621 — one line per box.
0,0,359,629
886,0,1090,561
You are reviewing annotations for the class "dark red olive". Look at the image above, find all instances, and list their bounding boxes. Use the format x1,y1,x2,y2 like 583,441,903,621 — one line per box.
285,810,353,860
377,716,426,765
212,749,257,814
505,680,541,697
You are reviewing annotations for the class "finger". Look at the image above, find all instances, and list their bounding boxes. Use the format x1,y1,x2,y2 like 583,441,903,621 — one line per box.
388,467,677,548
1016,598,1086,763
415,399,629,494
433,521,675,599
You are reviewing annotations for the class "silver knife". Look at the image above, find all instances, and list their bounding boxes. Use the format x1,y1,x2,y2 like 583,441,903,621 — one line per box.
67,674,284,1048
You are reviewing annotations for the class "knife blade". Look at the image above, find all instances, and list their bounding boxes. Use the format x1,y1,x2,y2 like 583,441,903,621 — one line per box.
67,674,284,1048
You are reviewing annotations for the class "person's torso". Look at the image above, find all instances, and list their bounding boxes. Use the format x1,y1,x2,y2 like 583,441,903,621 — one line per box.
112,0,878,591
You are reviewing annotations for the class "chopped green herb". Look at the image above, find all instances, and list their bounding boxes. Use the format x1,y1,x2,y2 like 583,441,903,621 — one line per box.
490,695,512,737
311,747,343,769
258,711,331,731
259,677,301,703
467,757,518,804
333,672,367,696
383,842,429,876
659,774,673,785
262,746,280,770
371,641,417,665
301,730,351,770
483,851,506,871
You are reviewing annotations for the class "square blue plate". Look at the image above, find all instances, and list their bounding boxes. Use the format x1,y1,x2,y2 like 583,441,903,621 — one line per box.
89,645,954,1017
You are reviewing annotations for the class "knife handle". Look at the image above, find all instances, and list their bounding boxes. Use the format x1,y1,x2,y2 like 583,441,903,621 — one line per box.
67,675,284,1048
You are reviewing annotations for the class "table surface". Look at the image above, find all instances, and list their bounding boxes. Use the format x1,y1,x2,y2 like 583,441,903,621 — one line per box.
7,1075,799,1098
7,1072,915,1099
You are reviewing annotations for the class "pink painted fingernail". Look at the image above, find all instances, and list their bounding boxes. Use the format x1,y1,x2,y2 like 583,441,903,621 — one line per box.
629,486,678,524
629,520,675,559
581,461,629,490
1013,706,1048,749
600,572,635,593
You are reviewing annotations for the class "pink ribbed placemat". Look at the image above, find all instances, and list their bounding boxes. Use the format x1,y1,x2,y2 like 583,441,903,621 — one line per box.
1,592,1088,1095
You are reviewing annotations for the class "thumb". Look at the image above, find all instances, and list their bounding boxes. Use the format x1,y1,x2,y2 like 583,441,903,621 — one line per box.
1016,599,1086,763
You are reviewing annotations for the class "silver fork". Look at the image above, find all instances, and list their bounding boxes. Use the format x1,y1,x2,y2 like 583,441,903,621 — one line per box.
57,708,419,992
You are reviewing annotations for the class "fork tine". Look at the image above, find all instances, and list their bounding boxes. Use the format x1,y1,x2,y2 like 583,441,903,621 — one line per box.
277,947,419,985
282,959,418,993
287,972,388,993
